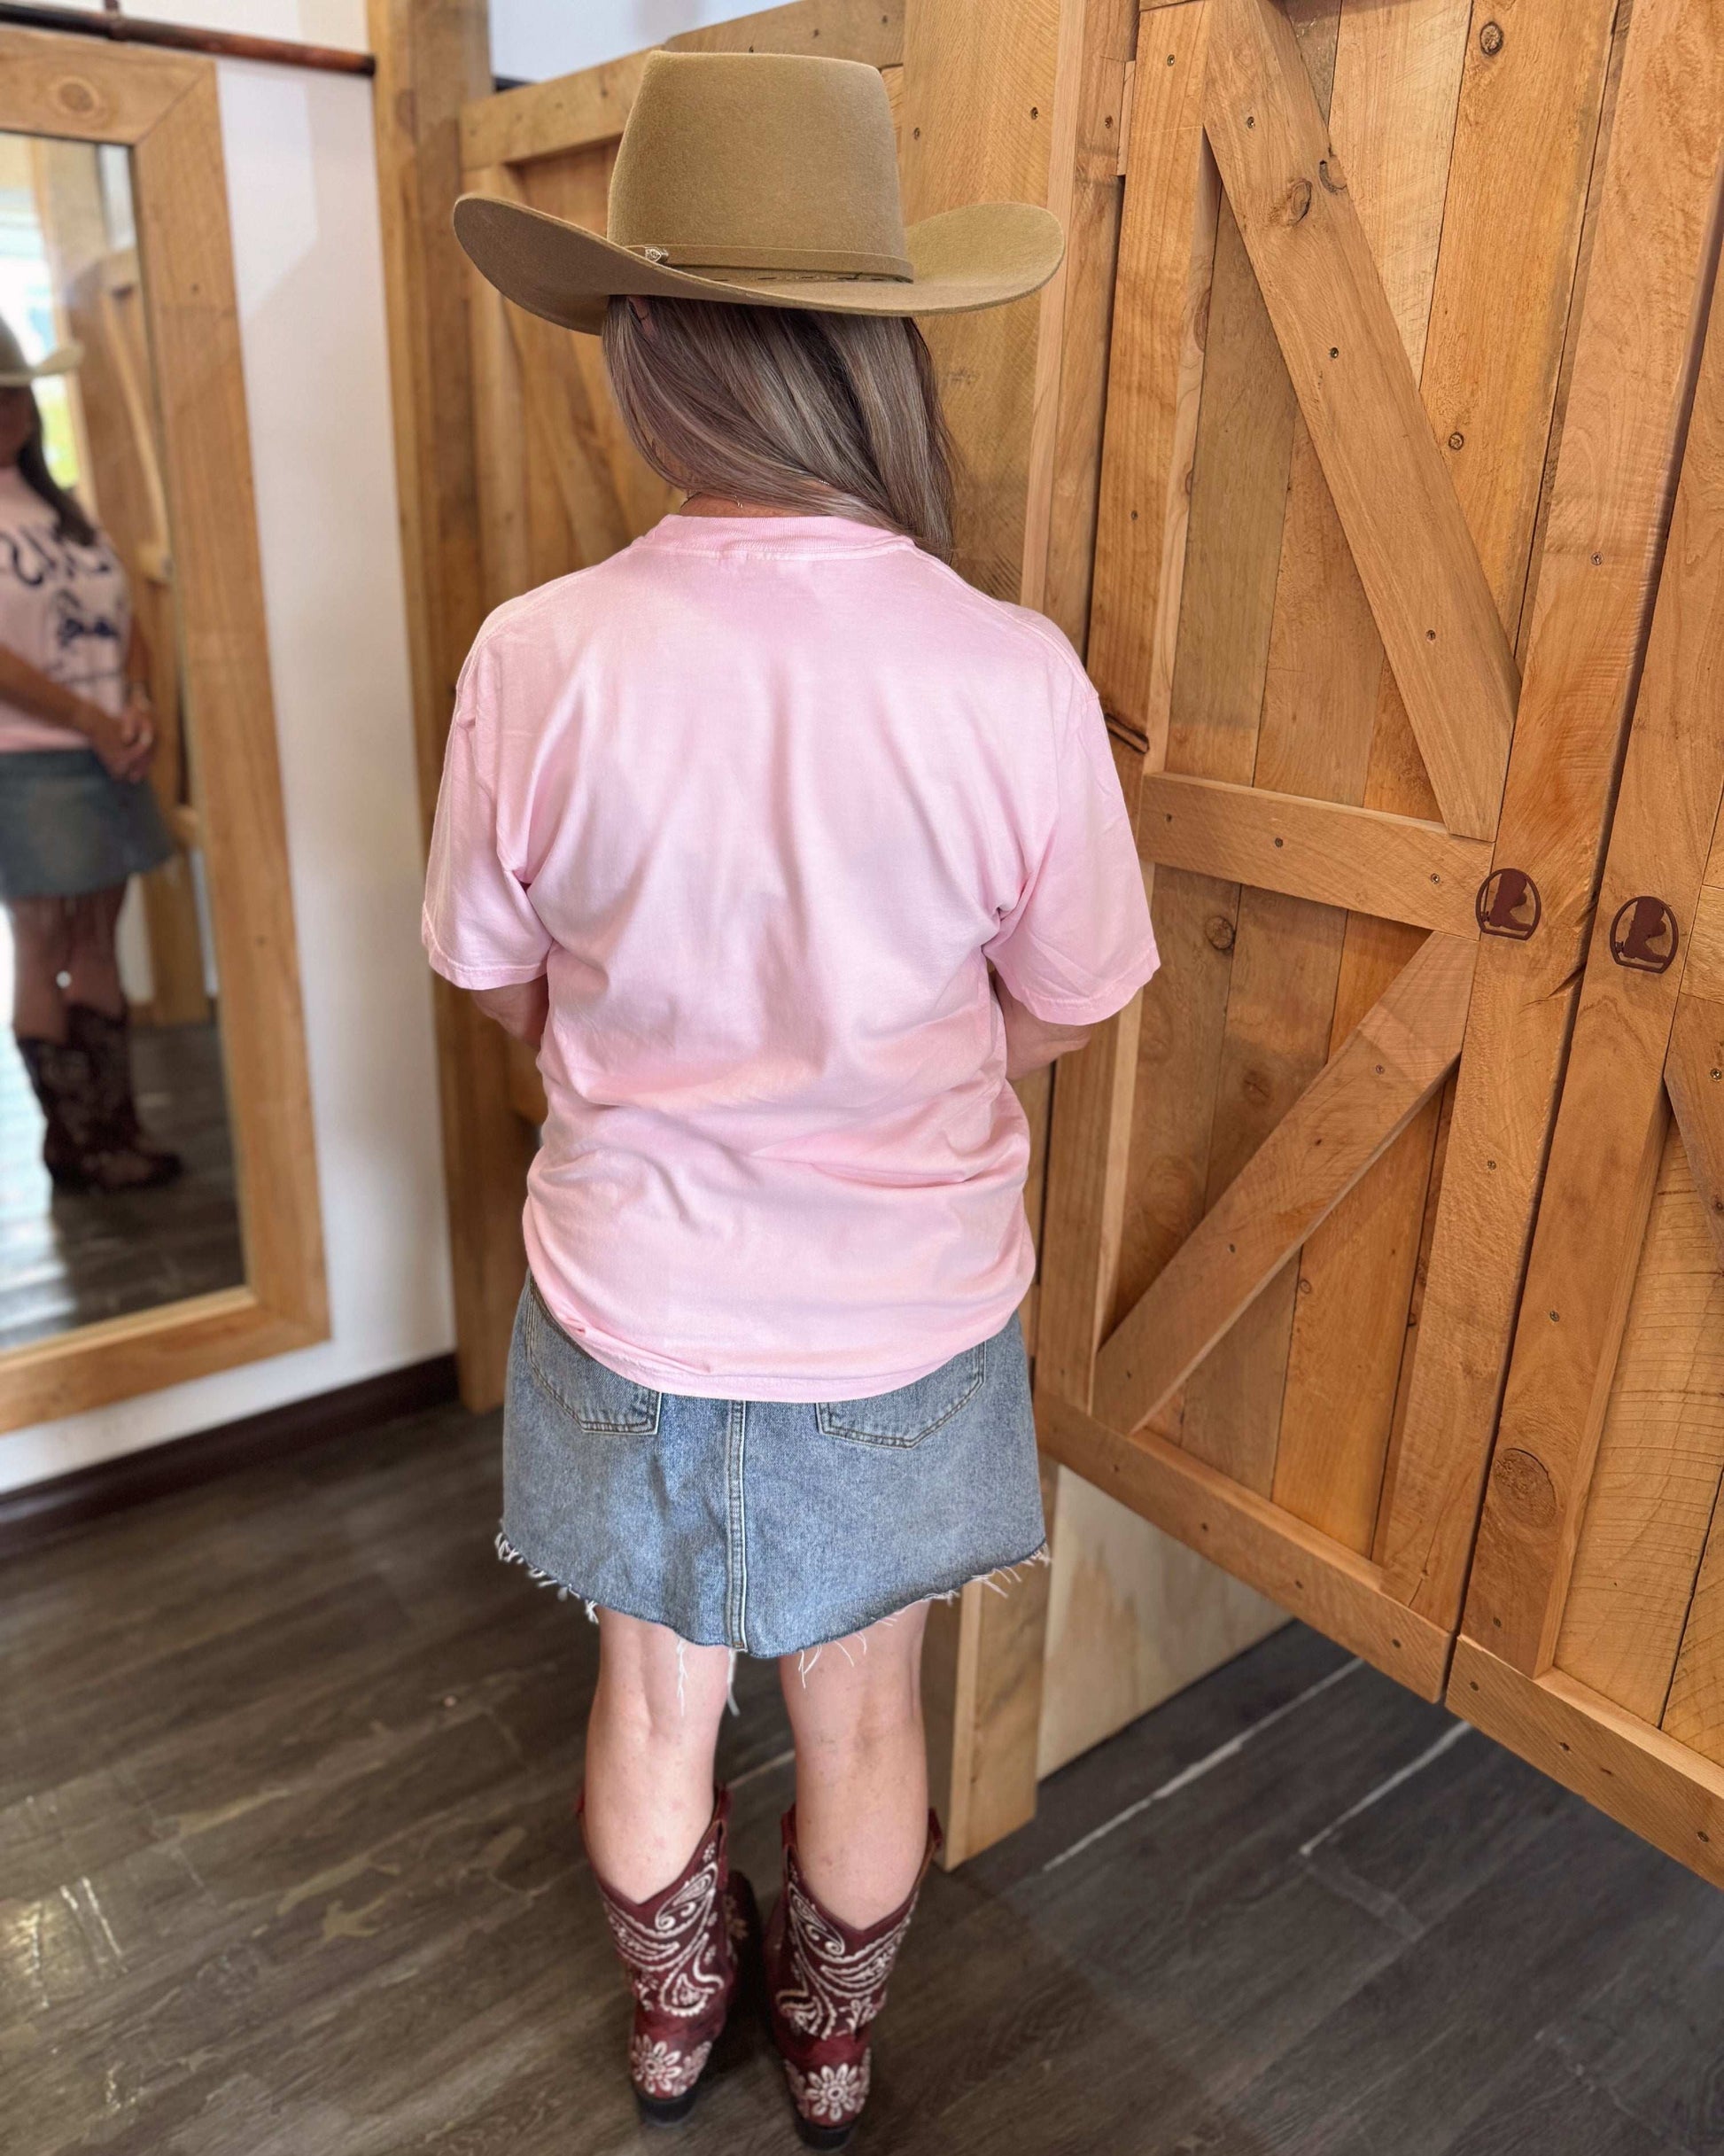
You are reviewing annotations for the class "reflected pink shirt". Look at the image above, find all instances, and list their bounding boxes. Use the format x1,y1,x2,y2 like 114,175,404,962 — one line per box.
423,514,1157,1399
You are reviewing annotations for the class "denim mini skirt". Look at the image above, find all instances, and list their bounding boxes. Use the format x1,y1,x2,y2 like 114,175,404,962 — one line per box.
0,748,174,901
499,1275,1047,1659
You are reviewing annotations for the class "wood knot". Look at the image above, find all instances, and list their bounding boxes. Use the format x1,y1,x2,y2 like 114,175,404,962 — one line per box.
54,76,99,117
1204,915,1236,953
1318,153,1347,195
1279,176,1314,224
1491,1447,1557,1531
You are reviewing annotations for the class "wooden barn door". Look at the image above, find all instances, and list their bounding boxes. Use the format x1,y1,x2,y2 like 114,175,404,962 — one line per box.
1037,0,1724,1699
1451,245,1724,1885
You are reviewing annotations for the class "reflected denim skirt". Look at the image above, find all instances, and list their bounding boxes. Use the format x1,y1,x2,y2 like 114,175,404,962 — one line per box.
0,748,174,901
499,1275,1046,1659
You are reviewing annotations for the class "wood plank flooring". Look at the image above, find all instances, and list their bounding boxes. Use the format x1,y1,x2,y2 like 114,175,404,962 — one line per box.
0,1017,243,1352
1,1399,1718,2154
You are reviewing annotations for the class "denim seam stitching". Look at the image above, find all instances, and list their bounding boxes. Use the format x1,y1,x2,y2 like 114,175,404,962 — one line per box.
813,1343,986,1449
726,1397,750,1653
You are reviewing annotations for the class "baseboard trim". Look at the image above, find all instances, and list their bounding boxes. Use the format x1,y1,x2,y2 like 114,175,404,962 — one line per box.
0,1353,461,1557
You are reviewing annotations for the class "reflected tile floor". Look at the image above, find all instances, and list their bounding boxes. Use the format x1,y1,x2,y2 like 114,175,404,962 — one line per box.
0,1016,244,1350
1,1401,1720,2155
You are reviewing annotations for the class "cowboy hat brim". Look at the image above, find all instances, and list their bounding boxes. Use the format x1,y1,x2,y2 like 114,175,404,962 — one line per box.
453,194,1064,336
0,340,82,387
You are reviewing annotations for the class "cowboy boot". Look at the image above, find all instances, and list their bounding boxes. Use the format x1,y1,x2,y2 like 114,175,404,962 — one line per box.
15,1033,98,1189
64,1003,182,1186
765,1807,942,2150
582,1786,761,2126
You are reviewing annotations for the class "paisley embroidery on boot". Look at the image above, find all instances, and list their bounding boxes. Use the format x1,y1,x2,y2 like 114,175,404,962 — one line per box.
600,1840,730,2020
631,2033,712,2098
776,1851,922,2039
786,2056,872,2124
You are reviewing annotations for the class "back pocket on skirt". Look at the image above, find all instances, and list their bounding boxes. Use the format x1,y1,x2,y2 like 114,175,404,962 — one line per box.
815,1341,985,1449
524,1281,662,1435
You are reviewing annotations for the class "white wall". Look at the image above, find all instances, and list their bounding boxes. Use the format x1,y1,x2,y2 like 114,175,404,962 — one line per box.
0,27,452,1493
490,0,747,82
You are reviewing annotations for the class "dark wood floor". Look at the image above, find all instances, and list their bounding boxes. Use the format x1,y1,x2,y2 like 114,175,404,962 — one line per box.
2,1399,1719,2155
0,1016,244,1351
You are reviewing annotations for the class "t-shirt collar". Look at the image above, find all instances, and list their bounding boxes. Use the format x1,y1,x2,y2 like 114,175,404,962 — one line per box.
635,510,918,559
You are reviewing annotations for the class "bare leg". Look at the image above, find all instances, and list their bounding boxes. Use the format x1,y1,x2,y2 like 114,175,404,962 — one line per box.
63,883,127,1018
780,1601,931,1927
8,897,71,1042
584,1609,732,1900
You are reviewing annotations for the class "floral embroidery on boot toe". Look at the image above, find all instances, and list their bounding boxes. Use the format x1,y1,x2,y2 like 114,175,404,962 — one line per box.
631,2033,712,2098
787,2056,872,2124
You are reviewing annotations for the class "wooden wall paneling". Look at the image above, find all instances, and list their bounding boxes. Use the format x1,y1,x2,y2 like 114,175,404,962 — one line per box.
1202,0,1519,842
1177,1,1468,1499
1383,0,1724,1636
898,0,1091,1860
1553,1116,1724,1722
1030,0,1290,1779
1095,929,1477,1435
372,0,534,1413
1274,0,1619,1555
459,0,905,170
1447,225,1724,1887
1463,276,1724,1672
1034,0,1636,1709
1038,0,1219,1418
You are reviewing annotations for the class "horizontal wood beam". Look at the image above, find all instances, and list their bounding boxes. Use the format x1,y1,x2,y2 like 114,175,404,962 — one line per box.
462,0,905,171
1093,927,1475,1435
1037,1389,1450,1696
1202,0,1520,838
1450,1638,1724,1889
1138,771,1490,933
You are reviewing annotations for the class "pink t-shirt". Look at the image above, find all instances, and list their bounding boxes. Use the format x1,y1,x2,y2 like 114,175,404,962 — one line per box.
423,513,1157,1399
0,464,129,753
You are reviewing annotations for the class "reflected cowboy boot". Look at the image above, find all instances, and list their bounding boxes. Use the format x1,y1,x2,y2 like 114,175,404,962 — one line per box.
14,1033,98,1189
581,1786,761,2126
765,1806,942,2150
65,1003,182,1184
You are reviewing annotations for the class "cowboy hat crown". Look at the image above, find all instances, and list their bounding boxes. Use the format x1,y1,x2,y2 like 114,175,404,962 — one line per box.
454,50,1063,334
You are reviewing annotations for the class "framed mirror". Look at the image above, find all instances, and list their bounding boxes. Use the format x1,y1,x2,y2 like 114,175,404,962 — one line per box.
0,28,324,1429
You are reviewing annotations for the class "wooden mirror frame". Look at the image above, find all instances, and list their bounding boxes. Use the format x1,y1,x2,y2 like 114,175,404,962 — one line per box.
0,27,327,1430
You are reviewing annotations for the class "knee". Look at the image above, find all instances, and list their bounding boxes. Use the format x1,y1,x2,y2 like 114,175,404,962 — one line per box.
785,1654,923,1758
595,1637,730,1752
9,899,67,969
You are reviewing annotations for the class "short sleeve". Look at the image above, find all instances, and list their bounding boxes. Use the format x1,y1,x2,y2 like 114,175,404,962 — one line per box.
422,638,554,990
984,661,1159,1024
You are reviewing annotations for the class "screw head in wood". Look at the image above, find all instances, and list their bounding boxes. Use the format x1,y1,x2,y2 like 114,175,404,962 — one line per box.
1448,432,1465,450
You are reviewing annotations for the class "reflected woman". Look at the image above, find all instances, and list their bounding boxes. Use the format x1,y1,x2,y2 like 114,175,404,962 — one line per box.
0,317,179,1190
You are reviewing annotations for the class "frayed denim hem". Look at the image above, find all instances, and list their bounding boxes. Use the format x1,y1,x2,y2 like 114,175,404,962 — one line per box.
493,1522,1051,1676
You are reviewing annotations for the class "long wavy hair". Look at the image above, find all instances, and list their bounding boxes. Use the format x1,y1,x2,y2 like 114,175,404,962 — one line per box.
602,295,955,561
12,388,97,549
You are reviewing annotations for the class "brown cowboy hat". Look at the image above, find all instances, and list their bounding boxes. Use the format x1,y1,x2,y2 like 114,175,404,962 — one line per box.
454,49,1064,335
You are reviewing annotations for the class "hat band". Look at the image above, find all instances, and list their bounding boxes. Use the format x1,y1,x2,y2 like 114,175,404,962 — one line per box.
623,239,913,283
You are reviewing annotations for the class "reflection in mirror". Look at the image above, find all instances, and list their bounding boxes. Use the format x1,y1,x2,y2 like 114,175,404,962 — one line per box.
0,130,241,1350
